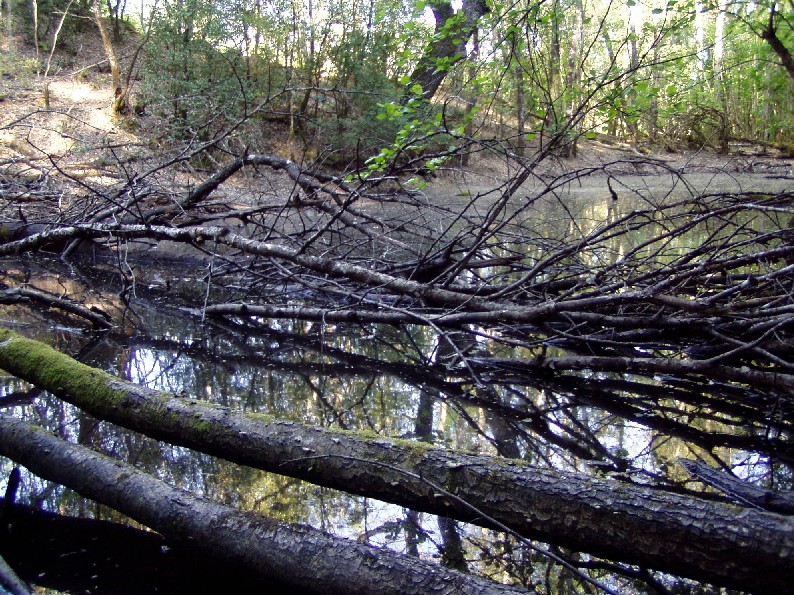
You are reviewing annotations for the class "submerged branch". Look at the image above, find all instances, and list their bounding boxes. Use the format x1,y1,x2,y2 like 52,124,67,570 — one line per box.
0,287,111,329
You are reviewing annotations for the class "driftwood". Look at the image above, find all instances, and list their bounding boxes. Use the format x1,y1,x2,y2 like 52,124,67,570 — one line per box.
0,328,791,593
0,414,527,595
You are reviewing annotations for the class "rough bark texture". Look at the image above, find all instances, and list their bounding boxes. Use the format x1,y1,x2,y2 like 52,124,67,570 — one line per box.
678,457,794,514
761,4,794,83
405,0,489,100
0,329,791,592
0,415,528,595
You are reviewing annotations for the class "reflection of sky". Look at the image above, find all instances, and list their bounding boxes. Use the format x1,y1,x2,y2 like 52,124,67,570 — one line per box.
599,418,657,472
322,497,443,556
126,348,191,394
116,336,774,487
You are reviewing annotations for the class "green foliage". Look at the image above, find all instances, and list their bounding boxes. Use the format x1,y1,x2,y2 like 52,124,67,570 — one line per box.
0,52,39,86
303,30,404,163
139,0,255,143
352,86,463,181
132,0,792,161
10,0,90,46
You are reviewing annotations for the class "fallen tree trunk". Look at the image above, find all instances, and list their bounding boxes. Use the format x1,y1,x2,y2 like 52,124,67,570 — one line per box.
0,329,791,592
0,414,527,595
0,499,287,594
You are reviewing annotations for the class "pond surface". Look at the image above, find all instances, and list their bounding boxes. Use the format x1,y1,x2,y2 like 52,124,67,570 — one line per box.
0,170,792,592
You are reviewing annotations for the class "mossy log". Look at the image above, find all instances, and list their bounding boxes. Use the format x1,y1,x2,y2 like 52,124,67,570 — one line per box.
0,329,791,593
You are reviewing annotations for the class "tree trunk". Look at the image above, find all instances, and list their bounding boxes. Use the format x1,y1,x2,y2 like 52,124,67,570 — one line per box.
31,0,38,62
4,0,13,54
512,32,526,158
678,458,794,514
0,329,791,593
404,0,488,101
0,414,527,595
461,29,479,166
761,2,794,83
92,0,124,113
562,0,583,156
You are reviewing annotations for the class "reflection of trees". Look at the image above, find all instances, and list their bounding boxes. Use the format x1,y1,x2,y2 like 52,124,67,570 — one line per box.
4,251,791,497
1,118,793,591
3,331,790,593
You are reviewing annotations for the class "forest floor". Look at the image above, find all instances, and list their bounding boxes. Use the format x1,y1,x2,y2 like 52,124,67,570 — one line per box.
2,33,793,213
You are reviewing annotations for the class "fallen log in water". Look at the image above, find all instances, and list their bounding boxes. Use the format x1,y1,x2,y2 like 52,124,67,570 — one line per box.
0,329,791,592
0,415,527,595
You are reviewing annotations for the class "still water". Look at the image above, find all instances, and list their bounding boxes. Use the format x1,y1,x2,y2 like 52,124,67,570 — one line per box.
0,170,791,591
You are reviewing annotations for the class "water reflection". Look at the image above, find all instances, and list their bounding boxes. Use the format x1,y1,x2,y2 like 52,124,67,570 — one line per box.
2,266,789,487
1,176,792,591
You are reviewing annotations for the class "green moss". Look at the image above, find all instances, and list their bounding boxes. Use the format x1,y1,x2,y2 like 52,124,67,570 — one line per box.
246,411,276,424
390,436,433,462
0,328,130,410
0,329,485,480
190,419,214,436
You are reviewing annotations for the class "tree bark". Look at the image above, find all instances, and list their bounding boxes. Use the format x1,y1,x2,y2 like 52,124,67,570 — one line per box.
92,0,125,113
0,414,527,595
678,457,794,514
761,2,794,83
405,0,488,101
0,329,791,593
